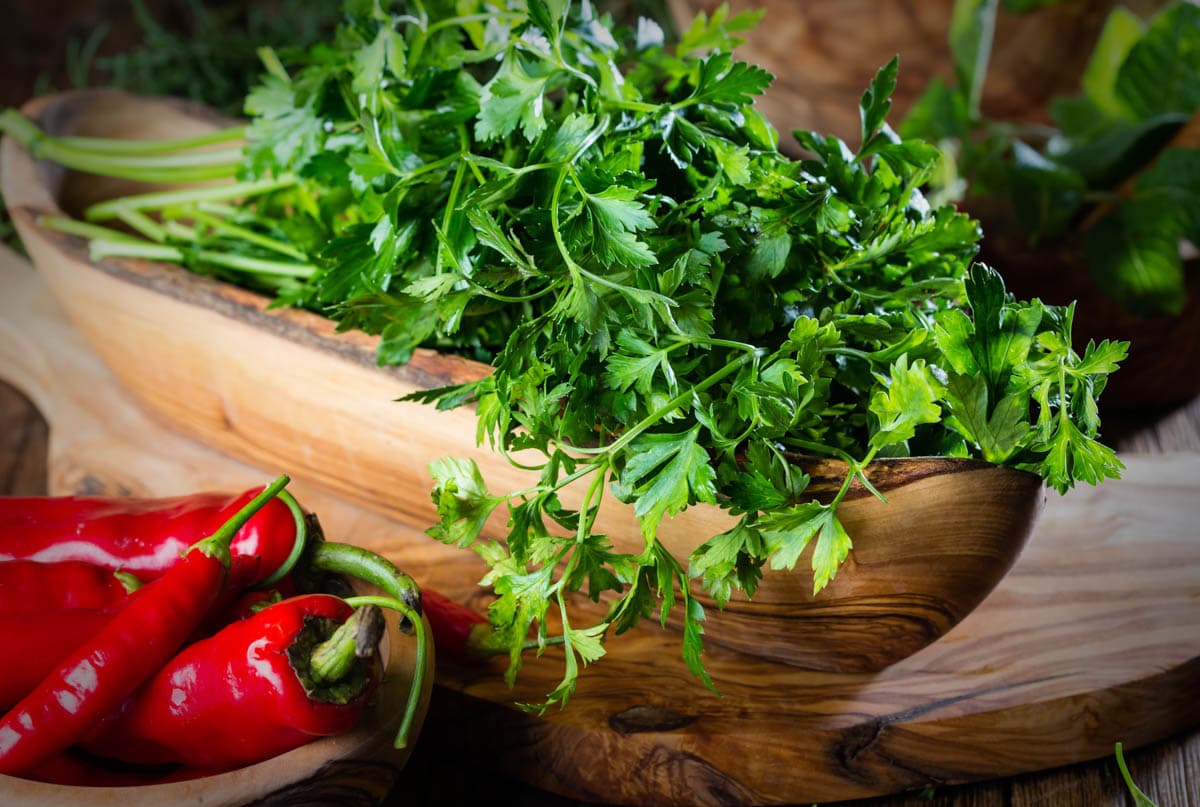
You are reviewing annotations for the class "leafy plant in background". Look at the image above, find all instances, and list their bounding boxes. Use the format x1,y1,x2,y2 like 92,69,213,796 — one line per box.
903,0,1200,317
0,0,1126,709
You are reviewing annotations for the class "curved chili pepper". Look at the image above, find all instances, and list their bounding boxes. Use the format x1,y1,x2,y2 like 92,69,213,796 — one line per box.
0,561,138,615
0,486,308,588
83,594,384,769
0,476,290,775
421,588,503,662
0,611,116,710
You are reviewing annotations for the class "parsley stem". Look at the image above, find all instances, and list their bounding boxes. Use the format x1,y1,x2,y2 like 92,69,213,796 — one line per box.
84,176,297,221
38,215,144,244
113,207,168,243
602,349,759,458
188,208,308,261
54,126,246,155
424,11,522,34
89,240,315,278
603,99,661,115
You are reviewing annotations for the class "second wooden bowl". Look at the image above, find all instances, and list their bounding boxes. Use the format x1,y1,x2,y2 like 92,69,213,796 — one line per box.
2,90,1045,673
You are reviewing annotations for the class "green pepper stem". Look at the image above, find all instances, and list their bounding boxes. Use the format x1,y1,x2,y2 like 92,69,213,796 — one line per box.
112,570,142,594
190,475,290,565
258,490,308,588
310,605,385,684
311,542,422,616
343,595,429,750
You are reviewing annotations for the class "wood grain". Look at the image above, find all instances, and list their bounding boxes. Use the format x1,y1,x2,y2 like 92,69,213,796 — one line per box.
1,236,1197,804
3,89,1044,674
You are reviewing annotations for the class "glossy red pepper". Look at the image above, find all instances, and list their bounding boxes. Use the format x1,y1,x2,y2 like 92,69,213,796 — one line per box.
0,611,115,710
421,588,497,662
0,485,308,589
0,560,138,614
84,594,383,770
0,477,290,775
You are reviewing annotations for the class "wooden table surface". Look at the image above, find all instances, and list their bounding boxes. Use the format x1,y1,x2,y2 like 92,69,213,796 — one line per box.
2,381,1199,807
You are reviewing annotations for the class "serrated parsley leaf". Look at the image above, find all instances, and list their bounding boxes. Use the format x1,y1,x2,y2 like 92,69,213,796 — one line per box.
869,355,946,450
427,457,503,548
685,52,773,108
614,426,718,539
475,54,551,142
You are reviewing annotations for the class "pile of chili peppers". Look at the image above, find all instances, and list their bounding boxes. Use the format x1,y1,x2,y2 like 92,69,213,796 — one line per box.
0,474,497,786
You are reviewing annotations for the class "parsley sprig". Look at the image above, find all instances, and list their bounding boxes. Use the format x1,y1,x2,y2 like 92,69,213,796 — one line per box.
1,0,1126,709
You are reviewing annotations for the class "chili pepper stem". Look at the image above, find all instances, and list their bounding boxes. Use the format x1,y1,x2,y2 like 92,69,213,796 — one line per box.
112,571,142,594
258,490,308,588
310,542,423,620
342,595,428,750
189,475,290,567
310,605,385,684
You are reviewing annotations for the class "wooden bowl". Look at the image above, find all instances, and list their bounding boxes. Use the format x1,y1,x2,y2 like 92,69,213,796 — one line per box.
0,614,435,806
2,90,1045,673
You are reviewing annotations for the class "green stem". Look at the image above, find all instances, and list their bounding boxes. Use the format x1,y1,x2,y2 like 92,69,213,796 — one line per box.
23,129,240,182
54,126,245,155
38,215,144,243
342,594,429,750
113,207,168,243
566,350,759,458
310,605,385,684
84,177,297,221
189,208,307,260
257,46,291,83
259,490,308,588
89,240,316,278
311,542,422,615
190,474,290,563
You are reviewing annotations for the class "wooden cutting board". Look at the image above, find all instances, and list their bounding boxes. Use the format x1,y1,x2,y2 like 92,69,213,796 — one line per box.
2,246,1198,805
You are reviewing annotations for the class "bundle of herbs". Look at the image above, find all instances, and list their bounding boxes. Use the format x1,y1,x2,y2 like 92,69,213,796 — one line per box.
0,0,1125,709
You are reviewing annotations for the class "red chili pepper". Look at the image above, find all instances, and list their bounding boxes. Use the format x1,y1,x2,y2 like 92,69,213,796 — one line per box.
0,611,115,710
421,588,499,662
83,594,384,770
21,750,210,786
0,485,310,589
0,561,139,615
0,476,290,775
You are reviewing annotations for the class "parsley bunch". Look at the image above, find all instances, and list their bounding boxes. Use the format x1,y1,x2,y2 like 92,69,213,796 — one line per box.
2,0,1125,708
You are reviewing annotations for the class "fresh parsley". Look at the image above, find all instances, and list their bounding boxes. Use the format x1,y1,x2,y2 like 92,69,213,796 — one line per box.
1,0,1126,709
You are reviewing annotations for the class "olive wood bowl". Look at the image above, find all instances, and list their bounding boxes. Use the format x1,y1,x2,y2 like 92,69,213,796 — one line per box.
2,90,1045,673
0,613,435,806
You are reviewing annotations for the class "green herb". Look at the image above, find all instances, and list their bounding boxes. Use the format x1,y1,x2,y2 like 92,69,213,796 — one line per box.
902,0,1200,317
1114,742,1158,807
0,0,1125,709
